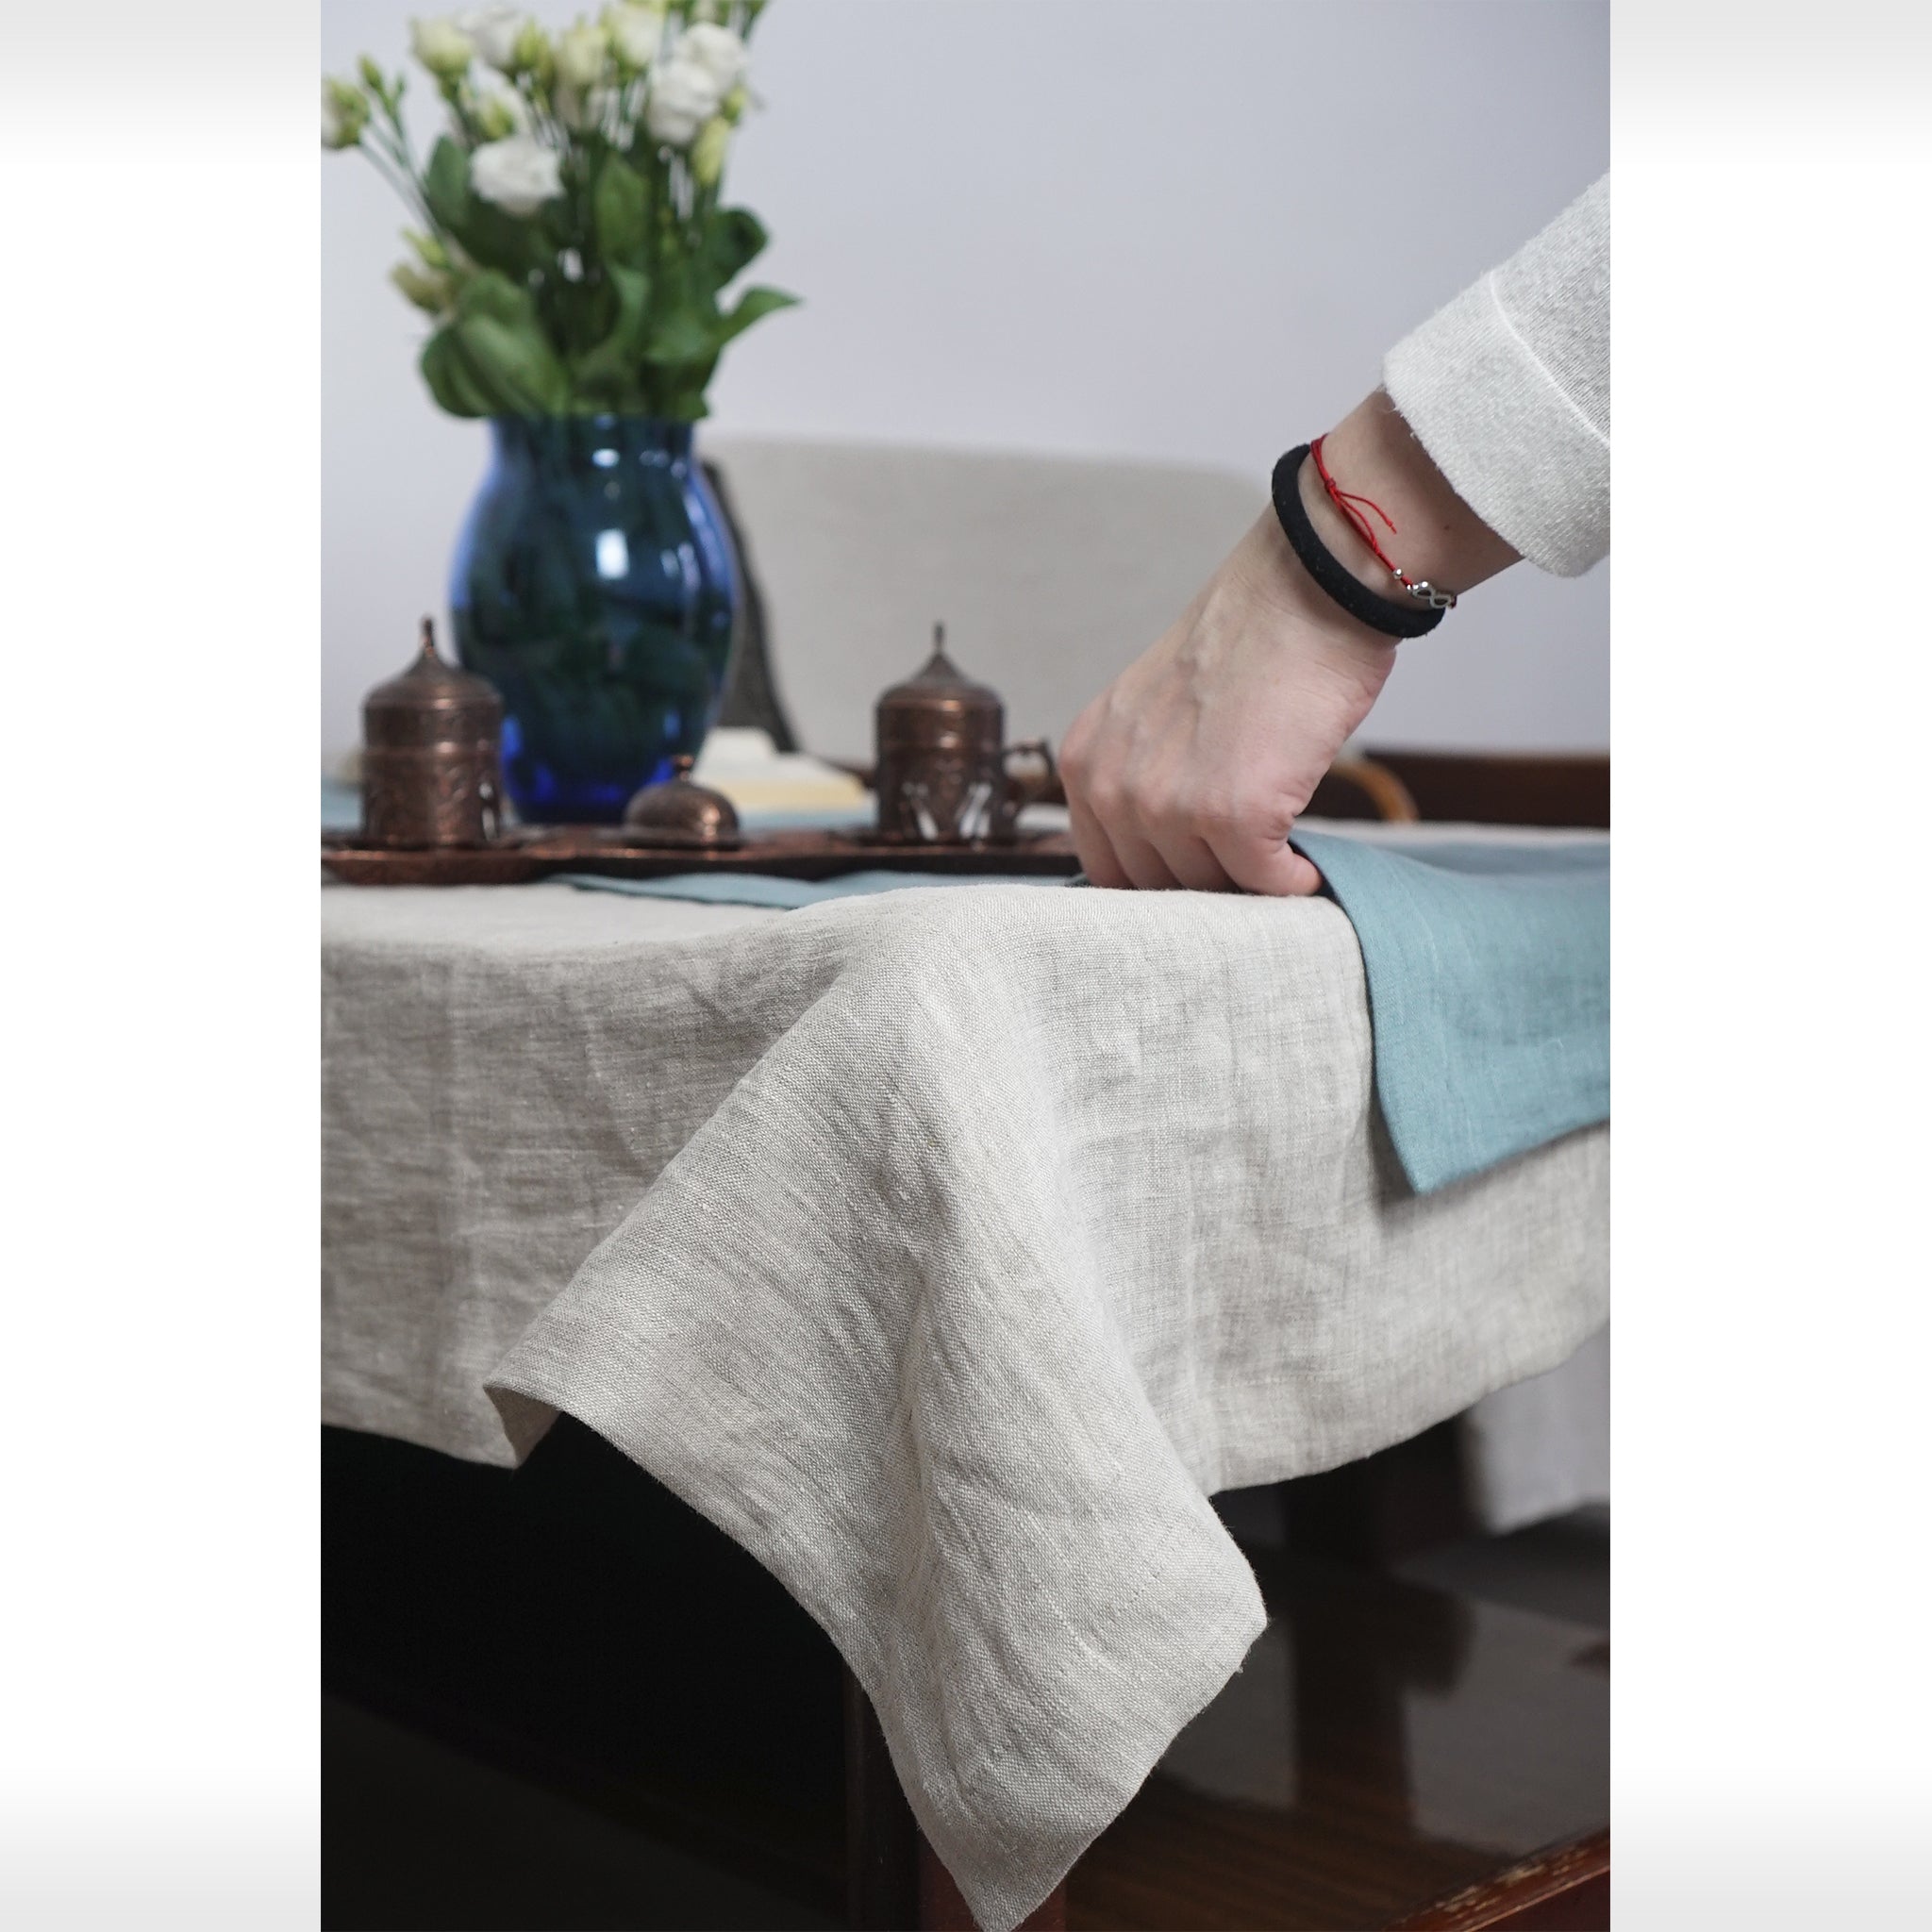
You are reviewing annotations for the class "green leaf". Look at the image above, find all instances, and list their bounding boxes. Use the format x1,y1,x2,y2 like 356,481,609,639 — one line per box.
592,157,649,266
467,205,547,276
572,264,652,403
422,136,471,237
453,273,570,413
420,327,494,417
712,284,799,349
457,316,570,413
642,254,715,366
698,207,768,291
457,269,539,327
646,308,715,366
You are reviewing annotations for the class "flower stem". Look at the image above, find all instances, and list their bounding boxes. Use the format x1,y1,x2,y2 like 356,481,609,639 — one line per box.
356,138,433,231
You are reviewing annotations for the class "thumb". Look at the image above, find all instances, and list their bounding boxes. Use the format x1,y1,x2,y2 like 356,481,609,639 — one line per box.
1210,829,1325,898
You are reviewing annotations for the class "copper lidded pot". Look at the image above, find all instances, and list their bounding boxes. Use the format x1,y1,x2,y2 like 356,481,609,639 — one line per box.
360,618,504,849
874,626,1056,845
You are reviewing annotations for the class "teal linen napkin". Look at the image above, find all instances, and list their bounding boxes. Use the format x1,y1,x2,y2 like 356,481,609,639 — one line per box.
558,868,1057,908
1289,831,1609,1193
322,775,361,832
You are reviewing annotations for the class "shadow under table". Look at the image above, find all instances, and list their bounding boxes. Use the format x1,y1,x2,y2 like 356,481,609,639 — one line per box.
324,1422,1607,1932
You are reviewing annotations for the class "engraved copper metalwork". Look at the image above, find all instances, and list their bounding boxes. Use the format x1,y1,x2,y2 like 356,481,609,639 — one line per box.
873,625,1056,845
360,618,504,850
621,756,743,850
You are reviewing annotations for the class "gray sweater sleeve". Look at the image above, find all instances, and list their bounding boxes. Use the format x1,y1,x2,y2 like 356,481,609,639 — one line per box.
1383,174,1608,576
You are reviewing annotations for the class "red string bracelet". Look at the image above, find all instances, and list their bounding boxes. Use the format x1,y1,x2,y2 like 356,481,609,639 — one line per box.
1308,435,1457,612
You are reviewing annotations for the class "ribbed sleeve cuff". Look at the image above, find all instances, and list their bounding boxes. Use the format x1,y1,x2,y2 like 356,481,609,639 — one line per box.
1383,274,1609,577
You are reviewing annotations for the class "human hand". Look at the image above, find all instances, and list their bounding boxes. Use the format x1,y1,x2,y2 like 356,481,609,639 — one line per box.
1059,508,1394,893
1060,392,1519,892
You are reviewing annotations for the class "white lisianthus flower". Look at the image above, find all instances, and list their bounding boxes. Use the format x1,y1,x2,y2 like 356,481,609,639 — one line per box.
469,133,565,216
689,113,730,188
674,23,747,95
409,17,475,80
459,7,524,74
604,5,662,75
643,58,721,146
555,19,608,92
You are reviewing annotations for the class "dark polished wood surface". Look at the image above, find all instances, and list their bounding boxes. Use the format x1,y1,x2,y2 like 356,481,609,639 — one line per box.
325,1427,1605,1932
1066,1541,1607,1931
1389,1830,1608,1930
843,1673,919,1930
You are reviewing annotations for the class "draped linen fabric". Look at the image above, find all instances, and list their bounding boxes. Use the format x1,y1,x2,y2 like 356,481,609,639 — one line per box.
324,875,1607,1930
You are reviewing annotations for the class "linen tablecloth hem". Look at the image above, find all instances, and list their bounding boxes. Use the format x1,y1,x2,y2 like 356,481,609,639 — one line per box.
488,1384,561,1463
1202,1301,1611,1500
482,1370,1268,1932
322,1389,522,1470
918,1596,1268,1932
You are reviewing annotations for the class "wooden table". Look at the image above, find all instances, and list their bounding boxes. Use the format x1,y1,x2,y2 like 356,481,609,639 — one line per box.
322,760,1610,1929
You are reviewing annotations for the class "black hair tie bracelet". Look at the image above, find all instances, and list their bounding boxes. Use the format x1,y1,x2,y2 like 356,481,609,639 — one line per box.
1270,444,1447,641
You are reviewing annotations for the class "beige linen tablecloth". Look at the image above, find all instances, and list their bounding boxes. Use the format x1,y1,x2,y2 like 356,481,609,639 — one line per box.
322,873,1607,1931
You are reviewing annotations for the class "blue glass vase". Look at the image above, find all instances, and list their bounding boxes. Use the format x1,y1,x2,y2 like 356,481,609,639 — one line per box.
450,416,739,824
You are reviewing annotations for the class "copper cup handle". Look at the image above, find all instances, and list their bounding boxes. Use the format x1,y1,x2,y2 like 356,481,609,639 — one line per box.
994,739,1057,838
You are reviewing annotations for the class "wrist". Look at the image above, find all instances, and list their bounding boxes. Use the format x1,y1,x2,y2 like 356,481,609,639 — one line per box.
1237,506,1404,674
1300,390,1519,604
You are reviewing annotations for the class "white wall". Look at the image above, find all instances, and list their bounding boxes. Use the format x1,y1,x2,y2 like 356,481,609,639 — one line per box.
323,0,1607,765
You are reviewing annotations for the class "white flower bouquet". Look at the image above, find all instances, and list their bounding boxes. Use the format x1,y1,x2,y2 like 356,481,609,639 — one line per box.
324,1,795,420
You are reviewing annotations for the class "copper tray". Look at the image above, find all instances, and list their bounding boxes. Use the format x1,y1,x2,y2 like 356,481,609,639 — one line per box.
323,825,1079,887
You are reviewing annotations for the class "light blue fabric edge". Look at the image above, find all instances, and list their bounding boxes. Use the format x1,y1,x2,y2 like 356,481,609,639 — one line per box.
1290,829,1609,1194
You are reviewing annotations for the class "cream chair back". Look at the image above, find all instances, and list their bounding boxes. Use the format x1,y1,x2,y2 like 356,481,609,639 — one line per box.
706,438,1262,764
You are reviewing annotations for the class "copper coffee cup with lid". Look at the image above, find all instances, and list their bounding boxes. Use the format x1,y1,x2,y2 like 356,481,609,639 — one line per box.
874,626,1056,845
360,618,504,849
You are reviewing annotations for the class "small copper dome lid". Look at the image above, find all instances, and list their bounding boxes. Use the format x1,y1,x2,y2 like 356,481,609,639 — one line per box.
364,618,504,748
875,625,1003,751
622,756,742,849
